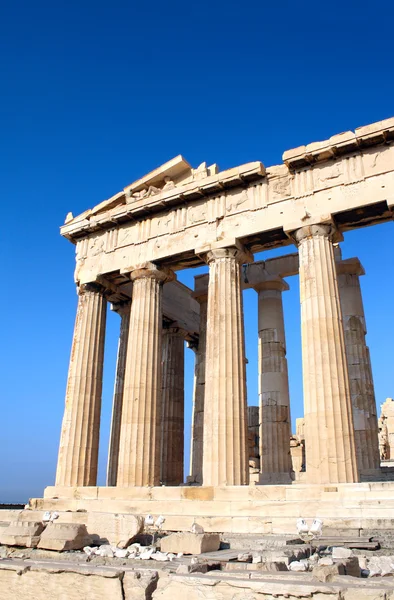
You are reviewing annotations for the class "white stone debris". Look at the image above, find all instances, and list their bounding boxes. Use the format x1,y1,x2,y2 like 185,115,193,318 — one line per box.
97,544,114,558
289,560,309,572
140,548,155,560
190,521,204,534
151,551,170,562
83,546,98,556
155,515,165,529
144,515,154,526
367,556,394,577
114,548,129,558
252,555,262,564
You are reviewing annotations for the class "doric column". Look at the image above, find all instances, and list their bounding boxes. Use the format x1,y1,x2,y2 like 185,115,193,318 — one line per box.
161,324,185,485
106,301,131,486
202,245,251,486
189,279,208,484
337,259,380,472
117,263,174,487
295,224,358,484
56,283,107,487
255,277,292,483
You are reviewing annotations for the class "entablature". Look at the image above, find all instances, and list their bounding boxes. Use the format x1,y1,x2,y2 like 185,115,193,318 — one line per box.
61,117,394,285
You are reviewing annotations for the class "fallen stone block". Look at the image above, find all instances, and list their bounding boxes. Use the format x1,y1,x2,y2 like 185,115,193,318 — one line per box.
160,533,220,555
339,556,361,578
318,556,334,566
0,521,44,548
176,563,209,574
313,563,345,582
237,552,252,562
123,570,159,600
225,561,287,572
357,555,368,570
0,561,124,599
86,513,143,548
37,523,92,551
332,546,353,559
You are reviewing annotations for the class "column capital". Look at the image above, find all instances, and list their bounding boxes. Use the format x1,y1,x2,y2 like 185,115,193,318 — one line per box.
192,273,209,303
186,339,199,352
292,223,344,245
253,276,289,293
294,223,335,244
110,300,131,317
206,245,253,265
78,282,106,296
123,262,175,284
162,323,189,339
192,290,208,304
336,257,365,277
196,240,253,265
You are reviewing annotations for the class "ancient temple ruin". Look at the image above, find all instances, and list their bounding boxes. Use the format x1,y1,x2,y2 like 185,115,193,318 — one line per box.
30,116,394,535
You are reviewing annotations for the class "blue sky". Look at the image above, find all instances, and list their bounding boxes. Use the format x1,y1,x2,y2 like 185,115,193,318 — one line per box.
1,0,394,502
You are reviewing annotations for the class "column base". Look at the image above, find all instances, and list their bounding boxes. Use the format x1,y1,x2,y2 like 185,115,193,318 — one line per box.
258,472,293,485
23,480,394,537
359,468,391,482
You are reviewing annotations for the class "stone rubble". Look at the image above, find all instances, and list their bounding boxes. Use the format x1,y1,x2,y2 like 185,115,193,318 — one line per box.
160,532,220,555
288,559,309,572
0,522,44,549
332,546,354,559
367,555,394,577
37,523,92,552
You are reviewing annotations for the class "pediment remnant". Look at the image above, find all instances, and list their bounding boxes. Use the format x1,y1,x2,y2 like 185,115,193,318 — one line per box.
84,155,220,220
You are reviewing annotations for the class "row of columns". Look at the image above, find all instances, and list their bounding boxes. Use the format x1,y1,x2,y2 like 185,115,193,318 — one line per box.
56,223,380,488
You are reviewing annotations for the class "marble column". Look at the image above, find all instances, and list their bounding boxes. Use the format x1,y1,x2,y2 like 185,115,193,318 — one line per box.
106,301,131,486
202,245,250,486
189,281,208,484
161,325,185,485
337,259,380,473
255,277,292,483
295,224,358,484
117,263,173,487
56,283,107,487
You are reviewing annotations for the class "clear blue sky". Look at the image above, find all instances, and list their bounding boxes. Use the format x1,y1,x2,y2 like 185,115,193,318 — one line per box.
1,0,394,502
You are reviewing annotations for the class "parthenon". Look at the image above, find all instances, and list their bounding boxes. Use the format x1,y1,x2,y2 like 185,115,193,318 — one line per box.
31,116,394,535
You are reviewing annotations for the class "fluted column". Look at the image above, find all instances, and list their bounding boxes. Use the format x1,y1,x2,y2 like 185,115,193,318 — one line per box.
189,282,208,484
202,245,250,486
295,225,358,484
256,278,292,483
337,259,380,473
56,283,107,487
161,325,185,485
117,263,173,487
106,301,131,486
